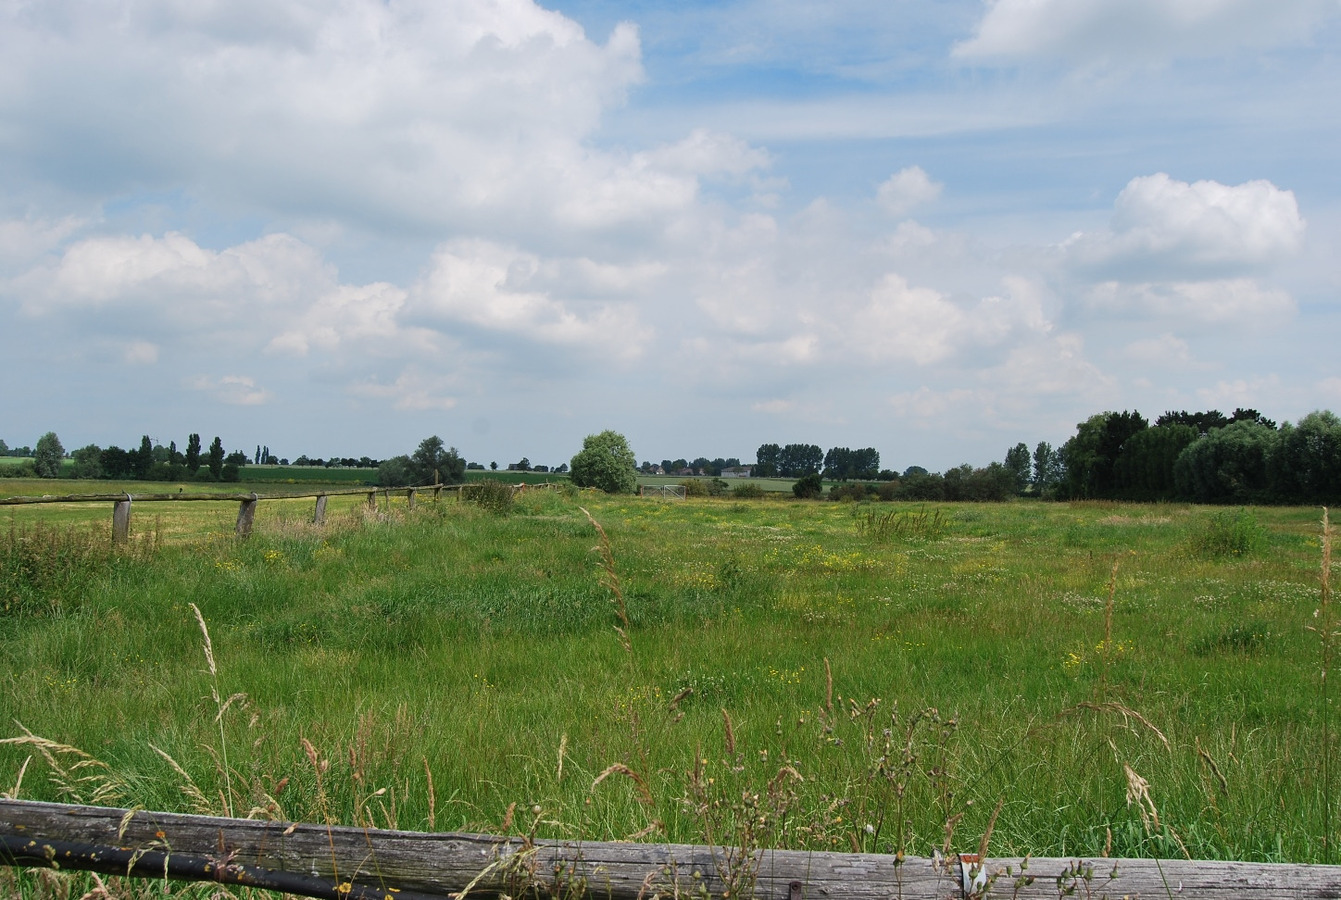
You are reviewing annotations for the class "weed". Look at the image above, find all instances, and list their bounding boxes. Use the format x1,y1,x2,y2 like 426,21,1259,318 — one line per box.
461,479,516,515
858,506,946,542
1191,508,1267,557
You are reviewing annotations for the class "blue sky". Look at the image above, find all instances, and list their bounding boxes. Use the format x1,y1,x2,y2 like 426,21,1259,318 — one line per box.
2,0,1338,472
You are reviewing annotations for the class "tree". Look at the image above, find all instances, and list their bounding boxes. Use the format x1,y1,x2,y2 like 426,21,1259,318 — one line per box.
569,430,637,493
71,444,104,479
1268,410,1341,504
408,436,466,485
755,444,781,478
207,437,225,480
33,432,65,478
1003,443,1031,493
132,435,154,479
1111,424,1196,500
1032,442,1063,495
1173,420,1278,504
185,434,202,474
779,443,822,477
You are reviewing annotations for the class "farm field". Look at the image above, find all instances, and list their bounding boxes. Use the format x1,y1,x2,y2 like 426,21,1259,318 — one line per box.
1,487,1336,869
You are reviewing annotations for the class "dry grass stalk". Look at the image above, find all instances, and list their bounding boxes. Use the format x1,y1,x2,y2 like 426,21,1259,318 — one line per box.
149,743,215,816
722,708,737,758
423,756,436,830
580,506,632,657
190,601,234,817
592,762,655,806
0,726,123,806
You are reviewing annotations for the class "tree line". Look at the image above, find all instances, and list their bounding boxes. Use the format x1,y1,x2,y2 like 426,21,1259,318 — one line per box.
3,432,265,482
1031,407,1341,505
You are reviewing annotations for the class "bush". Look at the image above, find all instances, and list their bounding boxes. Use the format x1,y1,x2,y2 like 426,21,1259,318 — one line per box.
680,479,708,497
731,483,766,499
1192,508,1266,557
828,483,868,502
461,478,515,514
793,473,823,499
706,477,729,497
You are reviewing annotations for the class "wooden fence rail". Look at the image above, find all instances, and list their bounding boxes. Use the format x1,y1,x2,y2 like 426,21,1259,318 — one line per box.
0,485,461,543
4,800,1341,900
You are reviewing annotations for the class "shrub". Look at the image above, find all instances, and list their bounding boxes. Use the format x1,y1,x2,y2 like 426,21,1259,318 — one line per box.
793,473,823,499
461,478,515,514
828,483,868,502
680,479,708,497
1192,508,1266,557
706,477,729,497
731,483,766,499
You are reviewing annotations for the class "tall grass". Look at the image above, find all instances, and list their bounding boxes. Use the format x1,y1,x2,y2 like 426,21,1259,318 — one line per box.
0,494,1336,880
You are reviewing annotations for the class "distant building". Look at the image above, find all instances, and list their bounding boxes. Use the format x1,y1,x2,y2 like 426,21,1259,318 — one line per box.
721,466,753,478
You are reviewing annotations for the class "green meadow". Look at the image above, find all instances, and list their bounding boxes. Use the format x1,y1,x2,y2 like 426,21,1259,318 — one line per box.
1,482,1337,869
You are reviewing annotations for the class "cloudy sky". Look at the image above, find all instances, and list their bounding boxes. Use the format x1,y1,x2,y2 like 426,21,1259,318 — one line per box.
2,0,1338,471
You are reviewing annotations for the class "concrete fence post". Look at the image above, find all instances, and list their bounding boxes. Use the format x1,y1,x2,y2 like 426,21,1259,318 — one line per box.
313,494,328,526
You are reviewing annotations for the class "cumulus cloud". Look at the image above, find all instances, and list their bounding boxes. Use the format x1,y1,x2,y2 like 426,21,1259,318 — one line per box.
187,374,273,406
1085,278,1294,322
847,274,1050,365
876,166,942,217
0,0,662,237
954,0,1335,66
1063,173,1304,278
349,370,459,412
410,240,649,360
1122,333,1194,368
16,231,333,324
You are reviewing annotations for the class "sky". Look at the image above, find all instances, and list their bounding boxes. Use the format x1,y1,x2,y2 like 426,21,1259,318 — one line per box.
2,0,1338,472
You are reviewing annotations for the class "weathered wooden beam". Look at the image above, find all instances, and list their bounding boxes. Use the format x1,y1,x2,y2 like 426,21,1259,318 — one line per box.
110,495,131,546
235,493,258,538
4,800,1341,900
314,493,328,525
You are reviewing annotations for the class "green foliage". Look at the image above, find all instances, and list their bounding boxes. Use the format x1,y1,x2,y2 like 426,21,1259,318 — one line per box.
69,444,103,480
1004,442,1031,493
460,478,515,514
1174,421,1278,504
680,478,708,497
569,430,637,493
378,437,466,488
207,437,225,480
792,472,823,498
1191,508,1268,557
1269,410,1341,504
731,482,766,499
33,432,64,478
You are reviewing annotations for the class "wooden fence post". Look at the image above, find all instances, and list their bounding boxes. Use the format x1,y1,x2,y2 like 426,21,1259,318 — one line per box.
407,489,416,509
313,494,328,526
366,491,376,511
235,493,258,538
111,495,132,546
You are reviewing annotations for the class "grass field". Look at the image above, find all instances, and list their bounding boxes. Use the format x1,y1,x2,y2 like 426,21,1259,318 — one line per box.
1,484,1337,874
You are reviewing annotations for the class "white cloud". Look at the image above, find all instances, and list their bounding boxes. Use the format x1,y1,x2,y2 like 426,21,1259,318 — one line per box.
0,1,659,237
17,231,333,322
954,0,1335,66
187,374,273,406
876,166,942,217
349,371,459,412
1085,278,1294,322
267,282,415,356
1063,173,1305,278
410,240,649,360
123,340,160,365
1195,375,1283,410
1122,333,1194,368
642,129,771,178
847,274,1050,365
0,216,88,270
